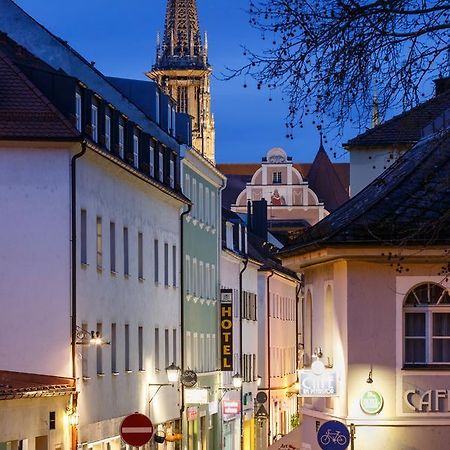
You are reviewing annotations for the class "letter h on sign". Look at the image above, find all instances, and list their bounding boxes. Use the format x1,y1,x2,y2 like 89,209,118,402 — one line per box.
220,289,233,371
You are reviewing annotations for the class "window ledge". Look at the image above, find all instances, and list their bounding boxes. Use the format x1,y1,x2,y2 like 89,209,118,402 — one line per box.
97,372,105,377
139,277,145,283
110,270,118,277
199,222,205,229
125,370,132,374
81,263,89,269
205,225,211,232
82,376,91,381
192,218,198,226
186,215,192,223
112,372,120,376
124,273,130,279
211,228,216,235
97,266,103,273
402,364,450,370
139,369,146,373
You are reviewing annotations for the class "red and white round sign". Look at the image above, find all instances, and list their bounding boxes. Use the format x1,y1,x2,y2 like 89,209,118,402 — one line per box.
120,413,154,446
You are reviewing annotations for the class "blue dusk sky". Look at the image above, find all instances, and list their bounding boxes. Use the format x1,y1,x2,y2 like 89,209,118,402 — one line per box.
13,0,356,163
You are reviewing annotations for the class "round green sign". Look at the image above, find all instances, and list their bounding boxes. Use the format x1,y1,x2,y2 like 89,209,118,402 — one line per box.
360,390,384,415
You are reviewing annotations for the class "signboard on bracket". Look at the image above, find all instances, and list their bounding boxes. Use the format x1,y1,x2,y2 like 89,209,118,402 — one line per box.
220,288,233,371
298,369,337,397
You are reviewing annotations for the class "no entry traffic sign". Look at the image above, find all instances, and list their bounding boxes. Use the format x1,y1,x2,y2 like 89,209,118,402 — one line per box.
120,413,154,446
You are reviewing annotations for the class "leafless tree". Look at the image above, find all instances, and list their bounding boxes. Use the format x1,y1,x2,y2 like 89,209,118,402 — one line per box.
228,0,450,136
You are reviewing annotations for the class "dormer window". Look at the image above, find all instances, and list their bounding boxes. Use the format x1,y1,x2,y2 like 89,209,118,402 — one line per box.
118,118,124,158
133,132,139,169
159,150,164,182
75,90,82,132
105,108,111,151
91,102,98,142
273,171,282,184
149,141,155,177
169,159,175,188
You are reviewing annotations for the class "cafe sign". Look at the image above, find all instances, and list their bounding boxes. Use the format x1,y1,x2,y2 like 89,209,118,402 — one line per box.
405,389,450,412
220,289,233,371
298,369,337,397
360,390,384,415
185,388,209,405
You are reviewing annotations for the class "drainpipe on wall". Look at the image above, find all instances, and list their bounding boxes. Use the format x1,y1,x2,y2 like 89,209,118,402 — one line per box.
295,281,302,416
70,140,87,450
179,203,192,446
266,269,274,447
239,256,249,450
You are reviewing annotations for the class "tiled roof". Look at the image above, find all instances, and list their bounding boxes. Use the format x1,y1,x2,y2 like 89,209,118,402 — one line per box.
281,129,450,256
0,370,75,399
345,90,450,148
0,49,79,140
307,144,349,211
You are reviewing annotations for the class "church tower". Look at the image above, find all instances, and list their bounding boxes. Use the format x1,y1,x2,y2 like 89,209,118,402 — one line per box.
148,0,216,163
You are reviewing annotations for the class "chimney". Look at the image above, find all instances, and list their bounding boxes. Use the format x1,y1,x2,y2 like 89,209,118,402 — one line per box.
252,199,268,241
434,77,450,96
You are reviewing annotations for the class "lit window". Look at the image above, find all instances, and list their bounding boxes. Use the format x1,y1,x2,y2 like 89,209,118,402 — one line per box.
105,110,111,150
133,133,139,168
91,103,98,142
75,91,82,131
404,282,450,365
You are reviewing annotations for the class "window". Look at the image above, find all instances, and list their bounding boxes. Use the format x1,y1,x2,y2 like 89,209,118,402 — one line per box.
404,282,450,365
49,411,56,430
211,191,216,227
199,183,204,222
82,321,88,378
170,159,175,188
80,209,87,264
138,232,143,280
211,265,216,299
171,107,176,137
118,119,124,158
184,174,191,198
91,103,98,142
125,324,130,371
155,327,160,371
177,86,188,113
105,109,111,150
133,133,139,168
185,255,191,293
199,261,204,298
159,151,164,182
110,222,116,273
96,322,103,374
75,91,82,131
164,243,169,286
186,331,192,368
149,141,155,177
111,323,117,373
155,90,160,124
172,245,177,287
193,258,197,296
205,187,209,225
96,216,102,270
123,227,129,277
272,171,282,184
138,326,144,371
192,179,197,218
165,328,170,368
154,239,159,283
173,328,177,365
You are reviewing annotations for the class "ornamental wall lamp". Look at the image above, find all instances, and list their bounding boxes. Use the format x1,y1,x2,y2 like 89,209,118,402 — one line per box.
148,363,182,404
232,373,243,389
75,325,110,345
366,364,374,384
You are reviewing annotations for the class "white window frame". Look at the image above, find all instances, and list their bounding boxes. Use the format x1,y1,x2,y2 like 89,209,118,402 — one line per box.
149,141,155,177
118,121,124,158
75,91,82,132
91,103,98,142
105,110,111,150
133,133,139,168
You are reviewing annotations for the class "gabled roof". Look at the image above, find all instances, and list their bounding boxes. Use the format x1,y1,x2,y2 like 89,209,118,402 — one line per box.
344,90,450,148
0,49,79,140
281,129,450,256
0,370,75,400
307,142,349,211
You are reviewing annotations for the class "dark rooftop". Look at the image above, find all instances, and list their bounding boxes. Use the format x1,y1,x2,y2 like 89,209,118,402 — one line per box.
345,90,450,148
281,129,450,256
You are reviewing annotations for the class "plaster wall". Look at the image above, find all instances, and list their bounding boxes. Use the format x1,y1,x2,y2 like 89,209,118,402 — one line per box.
75,150,182,441
0,145,72,377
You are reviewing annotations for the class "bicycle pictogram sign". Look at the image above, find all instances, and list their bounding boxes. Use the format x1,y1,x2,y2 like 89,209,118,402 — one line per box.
317,420,350,450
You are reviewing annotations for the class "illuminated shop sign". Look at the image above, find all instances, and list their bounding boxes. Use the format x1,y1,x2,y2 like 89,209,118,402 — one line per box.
223,400,240,415
298,369,337,397
185,388,209,405
405,389,450,412
360,391,384,415
220,289,233,371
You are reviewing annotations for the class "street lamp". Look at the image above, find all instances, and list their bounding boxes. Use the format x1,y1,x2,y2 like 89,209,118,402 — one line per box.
75,326,109,345
166,362,181,383
232,373,242,389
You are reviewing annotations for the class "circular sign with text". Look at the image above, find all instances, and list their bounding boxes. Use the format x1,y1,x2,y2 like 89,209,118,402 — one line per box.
120,413,154,447
256,391,268,404
317,421,350,450
360,390,384,415
181,370,198,387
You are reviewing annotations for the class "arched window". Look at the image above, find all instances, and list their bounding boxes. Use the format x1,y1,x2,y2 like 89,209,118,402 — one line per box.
404,282,450,365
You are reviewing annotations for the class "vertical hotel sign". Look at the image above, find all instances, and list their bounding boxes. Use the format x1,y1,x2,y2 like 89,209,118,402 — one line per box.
220,289,233,371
